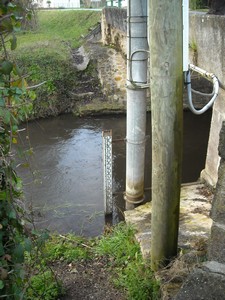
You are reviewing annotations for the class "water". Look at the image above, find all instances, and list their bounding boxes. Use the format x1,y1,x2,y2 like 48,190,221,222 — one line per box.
17,111,212,236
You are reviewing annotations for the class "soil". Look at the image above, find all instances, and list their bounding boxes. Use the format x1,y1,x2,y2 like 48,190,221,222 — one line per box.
53,258,126,300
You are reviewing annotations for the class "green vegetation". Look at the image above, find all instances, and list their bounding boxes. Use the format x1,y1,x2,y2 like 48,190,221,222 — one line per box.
0,2,36,298
24,223,160,299
0,5,100,298
26,270,62,300
190,0,208,10
13,10,101,117
95,223,160,300
44,233,92,262
18,10,101,49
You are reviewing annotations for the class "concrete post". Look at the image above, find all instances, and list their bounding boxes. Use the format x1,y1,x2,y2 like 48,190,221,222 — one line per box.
149,0,183,270
124,0,148,209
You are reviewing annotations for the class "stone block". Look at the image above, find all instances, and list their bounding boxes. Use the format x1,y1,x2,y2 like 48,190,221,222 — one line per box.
211,159,225,222
175,263,225,300
218,121,225,159
208,222,225,263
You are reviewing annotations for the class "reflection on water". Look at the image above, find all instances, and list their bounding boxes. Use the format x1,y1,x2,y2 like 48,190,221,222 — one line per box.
17,111,211,236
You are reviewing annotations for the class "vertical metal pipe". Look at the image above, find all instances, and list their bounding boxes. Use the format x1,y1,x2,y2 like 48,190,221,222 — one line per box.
150,0,183,270
183,0,189,72
125,0,148,209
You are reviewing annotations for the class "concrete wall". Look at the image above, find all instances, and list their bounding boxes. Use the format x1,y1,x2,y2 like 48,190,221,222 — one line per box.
189,12,225,187
102,9,225,187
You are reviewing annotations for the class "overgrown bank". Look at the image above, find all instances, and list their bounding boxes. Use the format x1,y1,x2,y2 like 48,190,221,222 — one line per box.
14,10,104,118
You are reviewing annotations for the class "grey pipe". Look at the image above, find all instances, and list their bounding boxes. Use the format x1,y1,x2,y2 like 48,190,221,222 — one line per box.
185,65,219,115
124,0,148,209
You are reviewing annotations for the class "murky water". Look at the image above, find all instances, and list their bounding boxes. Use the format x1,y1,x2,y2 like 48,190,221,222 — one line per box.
17,111,212,236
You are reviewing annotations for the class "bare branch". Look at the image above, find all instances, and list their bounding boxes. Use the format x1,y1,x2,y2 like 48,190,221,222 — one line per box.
27,81,47,90
0,13,14,23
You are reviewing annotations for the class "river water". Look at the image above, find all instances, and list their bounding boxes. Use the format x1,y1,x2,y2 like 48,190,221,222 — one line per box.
17,111,211,236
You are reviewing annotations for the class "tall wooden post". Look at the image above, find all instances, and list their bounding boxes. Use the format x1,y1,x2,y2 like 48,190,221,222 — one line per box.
149,0,183,271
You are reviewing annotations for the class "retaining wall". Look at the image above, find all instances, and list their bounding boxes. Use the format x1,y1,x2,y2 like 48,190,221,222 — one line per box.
189,12,225,187
102,8,225,187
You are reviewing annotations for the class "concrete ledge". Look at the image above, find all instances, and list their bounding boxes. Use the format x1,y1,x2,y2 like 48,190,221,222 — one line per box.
208,222,225,263
175,261,225,300
125,183,213,259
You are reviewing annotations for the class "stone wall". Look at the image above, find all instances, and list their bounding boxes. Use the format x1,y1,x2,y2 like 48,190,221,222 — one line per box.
175,123,225,300
208,121,225,262
189,12,225,187
101,7,127,56
100,7,127,106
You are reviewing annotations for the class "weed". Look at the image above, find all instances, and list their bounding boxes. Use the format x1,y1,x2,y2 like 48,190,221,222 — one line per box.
24,223,160,299
116,260,160,300
95,222,141,265
44,234,92,262
95,223,160,299
26,270,63,300
189,41,197,52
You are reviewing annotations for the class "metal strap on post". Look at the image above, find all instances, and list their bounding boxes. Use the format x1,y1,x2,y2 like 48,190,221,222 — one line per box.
102,130,113,215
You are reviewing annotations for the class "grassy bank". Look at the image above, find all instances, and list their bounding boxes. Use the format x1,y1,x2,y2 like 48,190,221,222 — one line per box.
26,223,160,299
18,10,101,49
14,10,101,118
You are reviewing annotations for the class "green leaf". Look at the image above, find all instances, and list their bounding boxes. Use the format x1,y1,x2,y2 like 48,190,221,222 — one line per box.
8,210,16,219
10,35,17,50
13,65,22,76
0,97,5,107
8,2,16,8
0,242,4,256
13,244,24,263
0,108,11,124
24,238,32,252
12,124,18,133
0,191,7,200
0,280,4,290
1,60,13,75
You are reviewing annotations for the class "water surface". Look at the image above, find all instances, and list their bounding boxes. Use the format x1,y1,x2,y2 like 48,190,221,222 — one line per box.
17,111,211,236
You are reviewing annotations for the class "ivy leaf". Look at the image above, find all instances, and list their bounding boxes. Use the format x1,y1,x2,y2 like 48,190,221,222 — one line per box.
8,210,16,219
0,109,11,124
24,238,32,252
12,244,24,263
0,97,5,107
0,242,4,256
12,64,22,77
10,35,17,50
0,280,4,290
0,60,13,75
0,191,7,201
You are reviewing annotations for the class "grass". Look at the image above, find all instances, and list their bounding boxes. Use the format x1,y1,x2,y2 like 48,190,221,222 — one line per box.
25,223,160,300
13,10,101,118
18,10,101,49
95,223,160,300
43,233,92,262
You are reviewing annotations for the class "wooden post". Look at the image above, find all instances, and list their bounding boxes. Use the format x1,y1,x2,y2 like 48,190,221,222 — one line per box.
149,0,183,271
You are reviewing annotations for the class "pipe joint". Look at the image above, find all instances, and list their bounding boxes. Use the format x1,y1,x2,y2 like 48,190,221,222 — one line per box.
126,138,146,145
124,192,145,204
